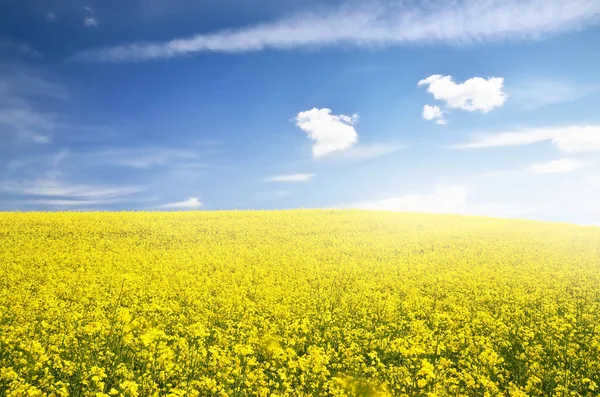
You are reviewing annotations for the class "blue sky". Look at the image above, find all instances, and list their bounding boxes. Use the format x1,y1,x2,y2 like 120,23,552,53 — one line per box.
1,0,600,224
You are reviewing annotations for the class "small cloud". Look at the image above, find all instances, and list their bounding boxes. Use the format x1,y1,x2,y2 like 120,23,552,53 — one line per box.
84,17,98,27
295,108,358,158
46,12,57,22
158,197,203,209
454,125,600,153
418,75,506,113
265,173,315,182
528,159,588,174
422,105,445,124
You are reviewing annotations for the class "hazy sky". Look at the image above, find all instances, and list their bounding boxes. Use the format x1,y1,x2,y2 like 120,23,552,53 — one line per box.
1,0,600,224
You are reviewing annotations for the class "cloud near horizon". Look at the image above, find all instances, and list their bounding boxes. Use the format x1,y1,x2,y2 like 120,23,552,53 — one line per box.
74,0,600,62
158,197,203,209
343,185,538,218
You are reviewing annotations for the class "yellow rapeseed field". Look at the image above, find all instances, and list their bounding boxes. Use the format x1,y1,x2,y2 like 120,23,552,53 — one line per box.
1,210,600,397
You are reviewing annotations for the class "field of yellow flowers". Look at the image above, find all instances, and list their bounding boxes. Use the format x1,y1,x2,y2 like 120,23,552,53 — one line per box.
1,210,600,397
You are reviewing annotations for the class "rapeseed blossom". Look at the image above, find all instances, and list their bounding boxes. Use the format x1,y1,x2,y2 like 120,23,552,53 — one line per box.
1,210,599,396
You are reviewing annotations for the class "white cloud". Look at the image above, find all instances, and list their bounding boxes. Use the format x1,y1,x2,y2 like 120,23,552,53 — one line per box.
418,75,506,113
528,159,587,174
295,108,358,158
158,197,203,209
454,125,600,152
84,17,98,27
76,0,600,62
5,149,69,171
265,173,315,182
344,185,538,218
422,105,445,124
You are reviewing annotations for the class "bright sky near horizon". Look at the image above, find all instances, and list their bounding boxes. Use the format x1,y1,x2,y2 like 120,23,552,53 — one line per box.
1,0,600,224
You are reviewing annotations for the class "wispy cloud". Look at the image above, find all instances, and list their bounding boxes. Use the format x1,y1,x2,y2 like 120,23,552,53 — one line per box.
508,78,600,109
0,64,67,101
92,147,201,168
1,179,144,200
0,109,55,143
0,64,67,143
75,0,600,62
5,149,69,171
296,108,358,158
336,143,405,160
528,159,588,174
25,199,124,207
453,125,600,152
0,40,41,58
265,173,315,182
158,197,203,209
